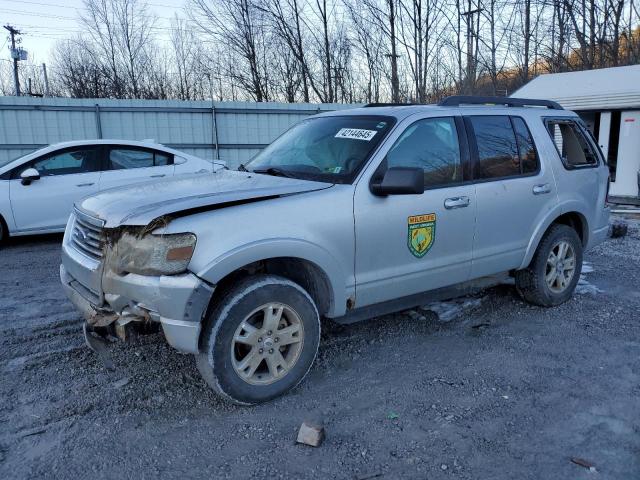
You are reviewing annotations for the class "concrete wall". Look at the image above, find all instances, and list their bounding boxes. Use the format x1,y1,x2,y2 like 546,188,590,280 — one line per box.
0,97,355,168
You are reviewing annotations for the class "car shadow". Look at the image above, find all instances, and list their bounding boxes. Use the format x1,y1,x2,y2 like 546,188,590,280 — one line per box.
4,232,64,247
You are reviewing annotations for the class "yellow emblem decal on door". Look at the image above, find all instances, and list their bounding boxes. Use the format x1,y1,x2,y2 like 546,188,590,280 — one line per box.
408,213,436,258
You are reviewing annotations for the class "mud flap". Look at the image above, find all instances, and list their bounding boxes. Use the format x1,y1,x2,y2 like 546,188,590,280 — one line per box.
83,323,116,371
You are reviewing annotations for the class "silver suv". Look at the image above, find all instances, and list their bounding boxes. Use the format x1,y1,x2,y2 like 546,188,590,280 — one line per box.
61,96,610,404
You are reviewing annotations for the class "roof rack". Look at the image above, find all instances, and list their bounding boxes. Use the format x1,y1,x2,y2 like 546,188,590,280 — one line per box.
438,95,563,110
363,102,419,108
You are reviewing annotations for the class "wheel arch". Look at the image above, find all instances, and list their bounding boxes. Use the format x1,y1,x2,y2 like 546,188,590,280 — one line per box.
520,209,588,269
196,240,350,319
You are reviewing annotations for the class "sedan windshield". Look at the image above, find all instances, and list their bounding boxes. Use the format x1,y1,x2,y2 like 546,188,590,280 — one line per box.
246,115,395,183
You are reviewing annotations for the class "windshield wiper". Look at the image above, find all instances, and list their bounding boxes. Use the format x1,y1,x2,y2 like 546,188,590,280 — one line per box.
237,163,249,172
252,167,297,178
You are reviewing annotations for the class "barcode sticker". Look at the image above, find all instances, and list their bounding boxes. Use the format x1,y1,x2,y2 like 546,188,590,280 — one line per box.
335,128,377,141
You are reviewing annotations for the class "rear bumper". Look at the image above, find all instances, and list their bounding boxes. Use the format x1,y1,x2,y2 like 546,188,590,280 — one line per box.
587,224,609,250
61,249,214,353
587,208,611,251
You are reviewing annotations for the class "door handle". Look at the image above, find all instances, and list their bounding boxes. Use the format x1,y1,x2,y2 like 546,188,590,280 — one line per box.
444,196,470,209
533,183,551,195
150,174,166,178
76,182,95,187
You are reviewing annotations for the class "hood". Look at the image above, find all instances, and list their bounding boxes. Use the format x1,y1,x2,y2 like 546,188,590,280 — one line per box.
78,170,332,228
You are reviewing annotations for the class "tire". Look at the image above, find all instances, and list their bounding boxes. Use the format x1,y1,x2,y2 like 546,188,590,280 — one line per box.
196,274,321,405
515,224,583,307
0,217,6,245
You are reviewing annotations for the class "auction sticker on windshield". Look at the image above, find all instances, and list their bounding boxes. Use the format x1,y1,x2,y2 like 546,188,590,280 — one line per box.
335,128,377,141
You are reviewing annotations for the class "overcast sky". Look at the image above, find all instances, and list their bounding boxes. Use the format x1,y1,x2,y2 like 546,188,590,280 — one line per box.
2,0,184,66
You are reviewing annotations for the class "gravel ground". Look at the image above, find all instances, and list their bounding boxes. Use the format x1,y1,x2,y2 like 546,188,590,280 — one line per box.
1,220,639,480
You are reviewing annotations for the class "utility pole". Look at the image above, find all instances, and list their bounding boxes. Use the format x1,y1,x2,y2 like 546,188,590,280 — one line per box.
4,25,21,96
461,3,482,94
42,63,50,97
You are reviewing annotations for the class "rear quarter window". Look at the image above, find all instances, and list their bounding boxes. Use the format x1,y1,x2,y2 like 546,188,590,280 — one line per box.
545,119,598,169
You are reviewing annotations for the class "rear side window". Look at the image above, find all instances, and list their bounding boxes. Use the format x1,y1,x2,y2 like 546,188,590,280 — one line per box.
108,148,172,170
546,120,598,168
468,115,540,180
386,117,462,188
469,116,520,179
512,117,539,174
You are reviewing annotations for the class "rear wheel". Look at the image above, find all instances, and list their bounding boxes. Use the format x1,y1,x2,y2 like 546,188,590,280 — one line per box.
196,274,320,405
515,224,583,307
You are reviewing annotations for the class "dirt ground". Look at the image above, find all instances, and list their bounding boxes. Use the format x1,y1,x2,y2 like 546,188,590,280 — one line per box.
1,220,639,480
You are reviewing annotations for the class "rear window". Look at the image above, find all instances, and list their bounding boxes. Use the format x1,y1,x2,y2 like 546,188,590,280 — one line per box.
108,148,172,170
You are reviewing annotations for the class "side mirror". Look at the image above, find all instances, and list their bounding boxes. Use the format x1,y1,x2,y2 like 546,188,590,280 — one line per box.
370,167,424,196
20,167,40,186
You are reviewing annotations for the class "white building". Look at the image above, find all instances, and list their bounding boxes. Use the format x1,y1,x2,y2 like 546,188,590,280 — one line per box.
513,65,640,202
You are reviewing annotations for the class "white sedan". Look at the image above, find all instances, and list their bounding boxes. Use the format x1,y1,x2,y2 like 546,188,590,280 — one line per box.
0,140,215,241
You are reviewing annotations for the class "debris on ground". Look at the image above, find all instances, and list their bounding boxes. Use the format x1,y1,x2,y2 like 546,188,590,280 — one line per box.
386,411,399,420
471,322,491,329
112,377,130,389
609,220,629,238
570,457,597,472
422,297,484,322
354,471,382,480
576,261,603,295
296,422,324,447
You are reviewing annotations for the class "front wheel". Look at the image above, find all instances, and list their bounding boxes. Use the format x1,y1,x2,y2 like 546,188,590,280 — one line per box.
515,224,583,307
196,275,320,405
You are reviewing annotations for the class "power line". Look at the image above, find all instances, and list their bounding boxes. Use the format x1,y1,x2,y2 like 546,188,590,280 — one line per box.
4,0,186,12
1,5,185,22
0,10,202,34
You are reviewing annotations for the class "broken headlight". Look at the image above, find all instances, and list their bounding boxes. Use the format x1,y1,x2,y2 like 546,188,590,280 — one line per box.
112,232,197,276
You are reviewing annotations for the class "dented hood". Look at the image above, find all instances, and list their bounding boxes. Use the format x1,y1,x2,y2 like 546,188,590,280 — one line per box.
77,170,332,228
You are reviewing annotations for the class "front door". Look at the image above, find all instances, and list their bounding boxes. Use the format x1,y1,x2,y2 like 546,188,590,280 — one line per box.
354,116,476,307
10,146,101,232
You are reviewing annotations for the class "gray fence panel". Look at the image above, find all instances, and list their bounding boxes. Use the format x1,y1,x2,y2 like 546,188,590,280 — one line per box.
0,97,355,168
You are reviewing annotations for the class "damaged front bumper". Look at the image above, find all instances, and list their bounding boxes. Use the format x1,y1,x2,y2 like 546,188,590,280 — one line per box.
61,242,214,354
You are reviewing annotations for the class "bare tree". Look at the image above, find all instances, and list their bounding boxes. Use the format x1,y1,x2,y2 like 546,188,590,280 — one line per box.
191,0,271,101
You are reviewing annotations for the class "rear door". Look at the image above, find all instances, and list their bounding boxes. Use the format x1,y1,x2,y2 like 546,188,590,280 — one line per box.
9,146,101,232
98,146,175,190
467,115,558,278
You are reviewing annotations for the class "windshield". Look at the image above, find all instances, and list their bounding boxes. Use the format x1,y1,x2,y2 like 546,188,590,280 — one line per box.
246,115,395,183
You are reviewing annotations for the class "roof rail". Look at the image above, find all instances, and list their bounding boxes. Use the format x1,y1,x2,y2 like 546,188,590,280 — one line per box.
438,95,563,110
363,102,419,108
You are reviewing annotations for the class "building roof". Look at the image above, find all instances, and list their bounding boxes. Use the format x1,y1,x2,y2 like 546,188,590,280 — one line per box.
512,65,640,110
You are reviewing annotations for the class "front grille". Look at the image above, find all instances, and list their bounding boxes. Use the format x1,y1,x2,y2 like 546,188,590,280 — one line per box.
71,211,105,260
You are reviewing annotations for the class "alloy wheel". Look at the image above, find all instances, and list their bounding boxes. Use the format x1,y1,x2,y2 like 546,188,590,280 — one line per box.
231,302,305,385
545,240,576,294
